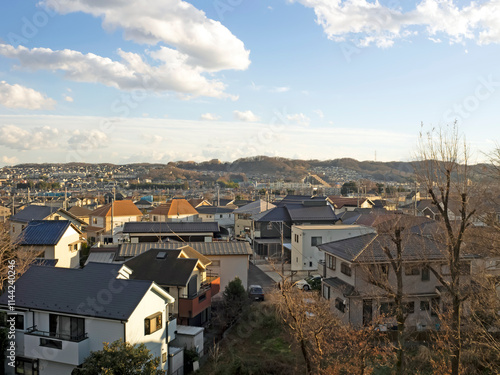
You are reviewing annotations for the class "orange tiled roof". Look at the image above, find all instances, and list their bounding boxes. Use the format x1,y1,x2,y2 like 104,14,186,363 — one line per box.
150,199,197,217
91,200,142,217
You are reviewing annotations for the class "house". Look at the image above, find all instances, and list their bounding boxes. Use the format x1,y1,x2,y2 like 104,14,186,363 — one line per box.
88,200,143,232
122,222,220,243
188,198,212,209
291,224,376,272
317,231,474,329
134,199,154,211
252,196,338,258
150,198,198,222
17,220,84,269
196,206,234,236
0,205,10,223
119,241,252,291
67,206,93,225
233,199,276,240
9,205,87,238
0,263,180,375
125,247,220,326
327,196,375,215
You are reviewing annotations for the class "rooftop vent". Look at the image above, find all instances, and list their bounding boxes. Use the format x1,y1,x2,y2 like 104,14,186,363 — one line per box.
156,251,167,259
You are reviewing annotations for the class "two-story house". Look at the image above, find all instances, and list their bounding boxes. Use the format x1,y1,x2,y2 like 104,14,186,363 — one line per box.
317,231,474,330
124,247,220,326
149,198,198,222
0,263,180,375
17,220,84,268
233,199,276,240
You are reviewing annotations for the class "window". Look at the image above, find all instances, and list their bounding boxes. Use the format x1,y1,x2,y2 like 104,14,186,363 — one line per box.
15,357,39,375
49,314,85,341
311,236,322,246
420,301,430,311
294,234,299,243
404,301,415,314
405,266,420,276
380,302,395,316
211,260,220,267
335,298,346,313
0,312,20,328
431,298,440,316
162,352,167,363
93,217,97,224
40,338,62,349
267,223,273,230
327,254,336,270
340,262,352,277
145,312,162,335
219,214,223,218
421,266,430,281
323,285,331,300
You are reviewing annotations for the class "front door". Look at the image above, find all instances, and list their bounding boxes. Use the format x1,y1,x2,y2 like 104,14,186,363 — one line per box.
363,299,372,326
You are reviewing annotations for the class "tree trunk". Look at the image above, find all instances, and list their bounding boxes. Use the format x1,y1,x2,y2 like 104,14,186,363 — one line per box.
451,293,461,375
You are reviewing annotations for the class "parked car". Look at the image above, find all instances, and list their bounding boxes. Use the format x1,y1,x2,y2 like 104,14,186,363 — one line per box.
295,274,322,291
248,284,265,301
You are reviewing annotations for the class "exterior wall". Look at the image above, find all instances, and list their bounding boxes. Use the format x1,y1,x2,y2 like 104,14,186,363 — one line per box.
26,227,81,268
234,214,253,238
126,288,172,373
291,225,374,271
206,254,249,293
9,221,27,239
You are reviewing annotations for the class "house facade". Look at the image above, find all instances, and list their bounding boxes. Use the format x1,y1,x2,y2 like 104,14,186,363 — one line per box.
318,232,474,330
0,263,179,375
291,224,376,272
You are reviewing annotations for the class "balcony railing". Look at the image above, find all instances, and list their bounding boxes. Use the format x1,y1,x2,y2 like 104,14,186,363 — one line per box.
26,326,88,342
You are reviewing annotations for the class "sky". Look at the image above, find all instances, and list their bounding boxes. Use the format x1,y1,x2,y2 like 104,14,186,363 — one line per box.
0,0,499,166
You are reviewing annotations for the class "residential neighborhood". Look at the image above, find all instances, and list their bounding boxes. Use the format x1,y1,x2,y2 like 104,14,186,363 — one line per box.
0,156,499,374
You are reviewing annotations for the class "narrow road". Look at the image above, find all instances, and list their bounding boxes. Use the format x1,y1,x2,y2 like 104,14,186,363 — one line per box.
248,262,275,292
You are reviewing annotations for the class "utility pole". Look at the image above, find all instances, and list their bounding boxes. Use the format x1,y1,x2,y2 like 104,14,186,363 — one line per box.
111,187,115,240
281,221,284,276
414,181,418,217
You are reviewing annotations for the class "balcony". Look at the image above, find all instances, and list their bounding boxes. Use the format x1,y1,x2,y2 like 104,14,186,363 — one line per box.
178,276,220,320
24,326,90,366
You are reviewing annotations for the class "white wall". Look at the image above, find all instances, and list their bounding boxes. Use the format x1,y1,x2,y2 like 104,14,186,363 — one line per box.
206,255,249,294
291,225,375,271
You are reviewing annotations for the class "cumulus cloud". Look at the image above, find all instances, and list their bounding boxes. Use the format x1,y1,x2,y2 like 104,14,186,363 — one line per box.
0,81,56,110
200,113,221,121
287,113,311,127
233,110,260,122
0,44,231,98
0,155,19,165
42,0,250,71
0,124,60,150
63,94,74,102
292,0,500,47
67,129,109,150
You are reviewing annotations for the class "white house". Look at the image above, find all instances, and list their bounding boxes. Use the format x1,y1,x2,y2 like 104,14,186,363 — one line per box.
0,263,181,375
291,224,376,272
17,220,84,269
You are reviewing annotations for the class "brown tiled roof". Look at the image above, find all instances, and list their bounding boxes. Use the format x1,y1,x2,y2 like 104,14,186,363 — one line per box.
150,199,198,217
68,206,93,217
328,196,372,208
91,200,142,218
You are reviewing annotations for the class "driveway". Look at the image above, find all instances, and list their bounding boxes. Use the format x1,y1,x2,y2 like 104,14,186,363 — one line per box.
248,262,276,292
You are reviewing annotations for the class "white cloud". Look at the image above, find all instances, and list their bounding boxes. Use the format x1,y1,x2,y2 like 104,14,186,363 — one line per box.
270,86,290,93
0,155,19,165
63,94,74,102
201,113,221,121
67,129,109,150
0,81,56,110
233,110,260,122
292,0,500,47
42,0,250,71
314,109,324,119
0,124,60,150
287,113,311,127
0,44,233,98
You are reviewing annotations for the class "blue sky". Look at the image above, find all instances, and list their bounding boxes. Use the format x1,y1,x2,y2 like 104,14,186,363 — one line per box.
0,0,499,166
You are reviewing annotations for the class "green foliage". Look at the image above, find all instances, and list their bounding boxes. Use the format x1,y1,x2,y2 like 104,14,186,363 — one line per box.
73,339,164,375
341,181,357,195
223,277,247,304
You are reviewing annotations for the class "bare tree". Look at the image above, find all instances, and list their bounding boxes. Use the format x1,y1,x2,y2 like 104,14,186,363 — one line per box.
0,223,38,293
413,124,478,375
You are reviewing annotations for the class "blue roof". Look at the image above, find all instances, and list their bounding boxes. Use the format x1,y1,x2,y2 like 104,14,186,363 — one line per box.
0,263,155,321
123,221,220,234
17,220,72,245
10,205,59,223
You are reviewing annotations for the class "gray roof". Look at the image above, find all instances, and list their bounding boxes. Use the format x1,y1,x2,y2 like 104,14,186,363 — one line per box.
119,241,253,258
123,221,220,234
318,232,447,263
10,205,58,223
17,220,73,245
196,206,234,214
323,277,356,296
0,263,155,321
286,204,337,222
125,249,198,287
234,200,276,215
